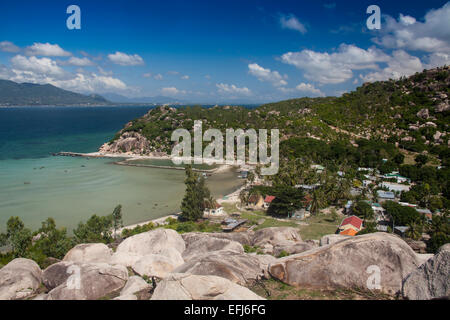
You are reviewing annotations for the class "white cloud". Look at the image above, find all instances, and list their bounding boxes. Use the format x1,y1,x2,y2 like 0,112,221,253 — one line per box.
161,87,186,96
181,75,190,80
143,72,152,78
399,14,416,26
11,55,67,79
280,14,307,34
0,41,20,53
154,73,163,80
107,51,144,66
426,52,450,68
63,57,94,66
52,73,128,93
97,67,113,76
361,50,423,82
216,83,251,95
281,44,390,84
373,3,450,53
4,54,127,94
295,83,325,97
25,42,71,57
248,63,287,87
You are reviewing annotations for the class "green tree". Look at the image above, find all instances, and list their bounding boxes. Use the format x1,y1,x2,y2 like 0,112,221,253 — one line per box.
352,201,374,221
267,186,304,217
180,166,211,221
406,219,423,241
33,218,75,260
0,217,32,257
415,154,428,167
112,205,123,238
383,201,421,226
73,214,114,244
310,189,326,216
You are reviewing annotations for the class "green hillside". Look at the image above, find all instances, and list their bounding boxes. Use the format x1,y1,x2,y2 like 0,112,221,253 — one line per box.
0,79,110,106
104,66,449,164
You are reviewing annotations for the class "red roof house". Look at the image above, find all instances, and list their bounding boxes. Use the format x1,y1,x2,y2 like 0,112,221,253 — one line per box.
339,215,363,232
264,195,276,203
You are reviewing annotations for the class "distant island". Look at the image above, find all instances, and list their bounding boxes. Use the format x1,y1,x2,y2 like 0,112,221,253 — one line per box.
0,79,190,106
0,79,111,106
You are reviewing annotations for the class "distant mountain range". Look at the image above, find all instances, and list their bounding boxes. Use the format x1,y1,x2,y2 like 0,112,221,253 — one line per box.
0,79,110,106
101,93,187,105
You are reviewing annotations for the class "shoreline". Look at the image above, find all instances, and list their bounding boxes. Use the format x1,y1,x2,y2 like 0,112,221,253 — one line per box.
54,151,235,174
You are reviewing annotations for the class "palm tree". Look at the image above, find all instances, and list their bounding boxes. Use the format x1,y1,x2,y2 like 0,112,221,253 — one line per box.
406,220,423,241
310,189,326,216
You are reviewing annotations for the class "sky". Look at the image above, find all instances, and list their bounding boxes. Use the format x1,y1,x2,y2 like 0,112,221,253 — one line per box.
0,0,449,103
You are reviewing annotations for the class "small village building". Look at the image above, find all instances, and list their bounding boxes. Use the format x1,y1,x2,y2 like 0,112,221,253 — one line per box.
383,173,411,184
380,182,411,193
263,195,276,209
204,203,225,217
377,190,396,203
339,215,364,233
394,226,410,238
340,228,357,236
399,202,418,208
239,171,248,179
247,194,264,208
416,208,433,221
344,200,353,214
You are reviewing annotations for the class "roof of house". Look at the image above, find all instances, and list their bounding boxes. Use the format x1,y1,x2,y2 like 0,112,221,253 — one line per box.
264,195,276,203
340,215,363,230
340,228,357,236
377,190,395,199
248,194,262,203
416,208,432,215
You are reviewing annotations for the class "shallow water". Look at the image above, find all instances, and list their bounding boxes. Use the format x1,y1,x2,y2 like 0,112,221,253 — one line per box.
0,106,243,232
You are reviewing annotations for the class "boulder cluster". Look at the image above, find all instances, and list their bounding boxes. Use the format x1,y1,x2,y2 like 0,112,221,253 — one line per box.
0,227,448,300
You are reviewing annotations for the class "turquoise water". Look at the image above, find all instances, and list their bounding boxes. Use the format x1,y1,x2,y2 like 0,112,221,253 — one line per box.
0,106,242,232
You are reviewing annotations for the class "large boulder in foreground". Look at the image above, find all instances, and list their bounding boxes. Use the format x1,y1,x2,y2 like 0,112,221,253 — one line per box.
132,251,184,279
273,242,317,257
45,262,128,300
120,276,151,297
63,243,113,264
151,273,265,300
320,234,350,246
174,250,268,286
112,228,186,267
269,233,421,295
402,244,450,300
182,236,244,262
0,258,42,300
252,227,302,248
182,232,254,247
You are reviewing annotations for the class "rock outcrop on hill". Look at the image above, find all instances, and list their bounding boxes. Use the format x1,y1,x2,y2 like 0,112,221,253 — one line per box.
268,233,421,295
402,244,450,300
174,250,268,286
44,262,128,300
150,273,265,300
0,259,42,300
111,228,185,267
0,227,447,300
99,132,152,155
63,243,113,264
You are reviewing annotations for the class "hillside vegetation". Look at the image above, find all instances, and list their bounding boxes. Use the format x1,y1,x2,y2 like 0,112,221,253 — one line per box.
103,66,449,165
0,79,110,106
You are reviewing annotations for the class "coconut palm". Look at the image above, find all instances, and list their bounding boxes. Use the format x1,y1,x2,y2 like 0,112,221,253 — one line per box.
310,189,326,215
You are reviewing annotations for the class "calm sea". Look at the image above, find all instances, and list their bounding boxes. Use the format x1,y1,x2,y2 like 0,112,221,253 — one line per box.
0,106,242,232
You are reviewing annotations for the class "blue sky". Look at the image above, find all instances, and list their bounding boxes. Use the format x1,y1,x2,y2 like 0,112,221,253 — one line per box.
0,0,449,103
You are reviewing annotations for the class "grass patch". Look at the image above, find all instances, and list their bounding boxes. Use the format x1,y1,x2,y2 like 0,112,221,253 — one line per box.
250,279,396,300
